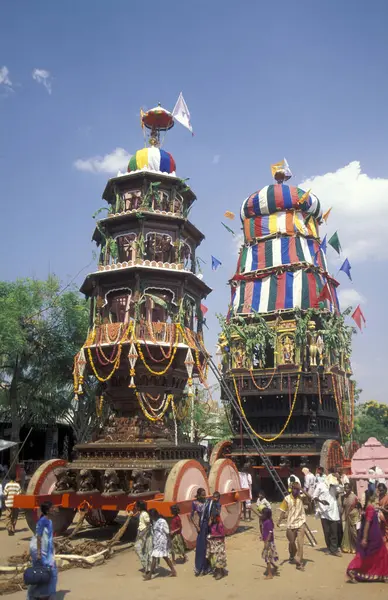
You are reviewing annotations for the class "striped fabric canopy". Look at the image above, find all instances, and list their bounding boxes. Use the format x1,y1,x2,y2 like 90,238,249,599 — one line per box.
231,271,339,314
241,185,322,221
238,237,327,274
243,210,319,243
128,147,176,174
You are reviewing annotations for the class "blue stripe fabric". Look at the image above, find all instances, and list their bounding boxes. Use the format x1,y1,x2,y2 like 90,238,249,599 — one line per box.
307,238,316,264
285,271,294,309
159,149,170,173
252,245,259,270
253,193,260,217
281,237,290,264
282,184,293,209
252,280,262,311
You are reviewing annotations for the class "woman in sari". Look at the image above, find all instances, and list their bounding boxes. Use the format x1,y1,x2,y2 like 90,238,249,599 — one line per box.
341,483,361,554
377,483,388,546
190,487,212,576
347,490,388,582
134,501,152,575
206,492,227,580
28,501,57,600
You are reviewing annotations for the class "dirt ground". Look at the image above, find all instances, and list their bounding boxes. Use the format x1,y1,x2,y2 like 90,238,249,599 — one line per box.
1,512,387,600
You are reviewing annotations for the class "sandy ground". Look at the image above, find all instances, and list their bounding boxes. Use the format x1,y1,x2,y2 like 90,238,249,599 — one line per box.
1,512,387,600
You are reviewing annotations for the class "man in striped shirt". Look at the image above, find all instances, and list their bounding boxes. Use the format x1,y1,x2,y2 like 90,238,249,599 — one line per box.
4,478,21,535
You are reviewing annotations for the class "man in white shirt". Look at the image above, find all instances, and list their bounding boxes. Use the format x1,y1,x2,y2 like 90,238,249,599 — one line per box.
239,463,253,521
4,478,21,535
313,478,341,556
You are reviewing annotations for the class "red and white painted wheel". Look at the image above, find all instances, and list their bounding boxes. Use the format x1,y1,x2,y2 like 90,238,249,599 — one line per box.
85,509,119,527
25,459,76,535
208,459,241,536
209,440,232,467
164,459,209,549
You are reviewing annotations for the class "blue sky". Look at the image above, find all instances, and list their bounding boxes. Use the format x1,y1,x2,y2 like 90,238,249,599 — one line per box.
1,1,387,402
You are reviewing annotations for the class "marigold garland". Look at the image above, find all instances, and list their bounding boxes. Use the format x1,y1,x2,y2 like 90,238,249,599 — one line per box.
134,325,179,376
136,391,173,421
249,368,276,391
146,322,175,359
233,373,301,443
88,345,122,382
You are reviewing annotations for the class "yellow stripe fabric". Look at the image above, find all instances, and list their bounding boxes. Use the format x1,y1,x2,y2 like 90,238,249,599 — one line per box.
136,148,149,169
269,214,278,234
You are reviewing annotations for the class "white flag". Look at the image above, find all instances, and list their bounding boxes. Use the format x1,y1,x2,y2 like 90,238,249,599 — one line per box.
283,157,293,178
172,92,193,135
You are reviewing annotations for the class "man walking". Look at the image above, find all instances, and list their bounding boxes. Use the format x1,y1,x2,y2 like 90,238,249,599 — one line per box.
277,483,309,571
4,477,21,535
313,476,341,557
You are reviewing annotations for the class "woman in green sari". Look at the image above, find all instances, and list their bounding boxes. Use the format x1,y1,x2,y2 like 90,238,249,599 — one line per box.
341,483,361,554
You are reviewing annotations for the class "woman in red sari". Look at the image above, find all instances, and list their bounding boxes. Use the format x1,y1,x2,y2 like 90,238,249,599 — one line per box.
377,483,388,547
347,490,388,583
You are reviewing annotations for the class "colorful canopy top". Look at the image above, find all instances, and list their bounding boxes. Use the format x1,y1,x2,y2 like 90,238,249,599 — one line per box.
243,210,319,243
127,147,176,174
142,105,174,131
231,271,339,315
237,237,327,275
240,185,322,222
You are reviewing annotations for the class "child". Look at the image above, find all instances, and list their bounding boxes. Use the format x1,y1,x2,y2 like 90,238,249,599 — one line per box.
170,504,187,563
206,492,227,580
256,490,271,536
261,507,278,579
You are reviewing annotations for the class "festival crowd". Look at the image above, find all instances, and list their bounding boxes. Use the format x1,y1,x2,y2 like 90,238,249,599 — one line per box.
131,464,388,582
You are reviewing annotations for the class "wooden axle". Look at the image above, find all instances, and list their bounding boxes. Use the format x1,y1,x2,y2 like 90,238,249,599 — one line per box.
14,489,248,518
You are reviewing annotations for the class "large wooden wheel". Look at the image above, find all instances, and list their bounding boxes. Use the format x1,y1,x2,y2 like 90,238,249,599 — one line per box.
209,440,232,467
164,459,209,549
208,458,241,536
25,459,76,535
320,439,345,472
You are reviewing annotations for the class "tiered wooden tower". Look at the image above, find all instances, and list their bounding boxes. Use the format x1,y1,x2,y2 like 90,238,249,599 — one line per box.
217,163,355,482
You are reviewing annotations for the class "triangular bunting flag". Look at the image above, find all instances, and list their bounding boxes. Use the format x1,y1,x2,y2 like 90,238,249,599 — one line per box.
200,303,208,315
211,256,222,271
339,258,352,281
224,210,235,220
328,231,342,254
352,305,366,331
316,283,332,307
221,222,236,236
297,188,311,206
322,207,332,223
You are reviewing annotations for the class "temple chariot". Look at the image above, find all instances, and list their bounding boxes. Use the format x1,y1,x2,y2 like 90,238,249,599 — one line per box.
213,161,356,491
18,104,246,544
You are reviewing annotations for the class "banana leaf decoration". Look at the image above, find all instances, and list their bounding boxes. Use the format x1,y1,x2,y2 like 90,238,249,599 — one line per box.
136,233,145,257
141,181,161,210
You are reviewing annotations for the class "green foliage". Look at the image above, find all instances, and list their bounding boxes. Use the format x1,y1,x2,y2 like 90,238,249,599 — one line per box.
174,386,232,444
294,307,355,361
353,401,388,445
0,277,90,444
217,311,276,366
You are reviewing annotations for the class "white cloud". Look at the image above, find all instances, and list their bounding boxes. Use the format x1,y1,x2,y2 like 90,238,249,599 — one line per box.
32,69,52,94
74,147,131,174
212,154,220,165
338,288,366,310
0,66,12,90
300,162,388,262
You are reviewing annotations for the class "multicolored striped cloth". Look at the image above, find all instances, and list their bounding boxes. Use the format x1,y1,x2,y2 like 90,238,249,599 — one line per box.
231,271,339,314
237,237,327,274
127,147,176,174
241,185,322,221
243,210,318,242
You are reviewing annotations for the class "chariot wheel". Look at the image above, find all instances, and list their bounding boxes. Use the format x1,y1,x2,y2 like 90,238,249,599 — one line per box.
164,459,210,549
209,440,232,467
208,458,241,536
24,459,76,535
320,439,345,472
85,509,119,527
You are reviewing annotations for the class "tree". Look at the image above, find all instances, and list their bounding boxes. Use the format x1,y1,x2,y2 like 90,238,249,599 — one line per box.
172,386,232,445
353,401,388,446
0,277,90,466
